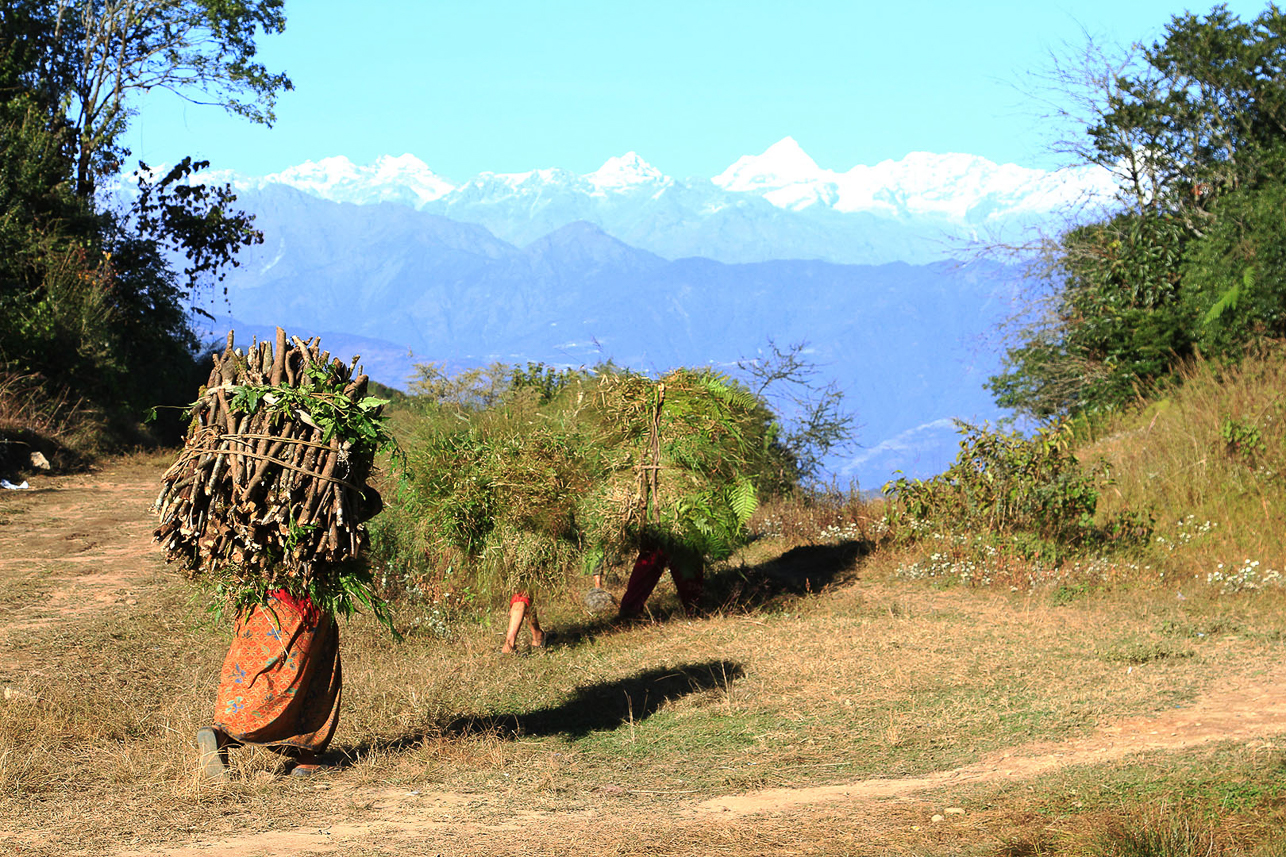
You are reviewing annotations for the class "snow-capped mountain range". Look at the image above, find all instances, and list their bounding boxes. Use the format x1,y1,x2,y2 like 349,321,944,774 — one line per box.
225,137,1118,265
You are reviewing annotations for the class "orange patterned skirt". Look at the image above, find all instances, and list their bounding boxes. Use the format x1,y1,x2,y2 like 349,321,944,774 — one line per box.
212,591,342,753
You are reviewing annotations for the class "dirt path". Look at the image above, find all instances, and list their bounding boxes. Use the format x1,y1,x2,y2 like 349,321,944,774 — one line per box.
107,673,1286,857
5,457,1286,856
698,676,1286,816
108,678,1286,857
0,457,167,659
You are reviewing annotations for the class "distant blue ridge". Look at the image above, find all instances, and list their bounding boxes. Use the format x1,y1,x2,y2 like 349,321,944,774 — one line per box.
193,186,1022,488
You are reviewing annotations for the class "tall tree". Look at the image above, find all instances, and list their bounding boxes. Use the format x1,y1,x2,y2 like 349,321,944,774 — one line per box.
0,0,287,448
0,1,74,114
52,0,291,196
1086,4,1286,233
991,4,1286,419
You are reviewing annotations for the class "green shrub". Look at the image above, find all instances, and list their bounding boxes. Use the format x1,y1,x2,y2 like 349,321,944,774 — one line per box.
884,421,1152,554
1219,416,1265,460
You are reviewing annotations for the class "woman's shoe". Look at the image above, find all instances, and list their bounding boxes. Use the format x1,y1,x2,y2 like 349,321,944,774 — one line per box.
196,727,228,781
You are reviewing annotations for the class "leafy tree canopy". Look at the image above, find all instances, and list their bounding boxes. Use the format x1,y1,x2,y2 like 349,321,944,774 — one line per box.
51,0,291,195
1089,3,1286,226
0,0,288,454
992,3,1286,420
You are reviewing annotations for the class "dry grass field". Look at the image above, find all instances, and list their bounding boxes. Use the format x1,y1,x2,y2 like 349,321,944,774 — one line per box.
4,452,1286,856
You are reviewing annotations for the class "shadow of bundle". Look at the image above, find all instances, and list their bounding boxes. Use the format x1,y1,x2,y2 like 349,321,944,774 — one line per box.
153,328,389,603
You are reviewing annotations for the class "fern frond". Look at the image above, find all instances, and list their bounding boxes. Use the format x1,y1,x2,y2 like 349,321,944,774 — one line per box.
729,477,758,523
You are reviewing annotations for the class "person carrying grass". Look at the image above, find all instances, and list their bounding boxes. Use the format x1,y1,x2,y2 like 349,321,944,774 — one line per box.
501,590,547,654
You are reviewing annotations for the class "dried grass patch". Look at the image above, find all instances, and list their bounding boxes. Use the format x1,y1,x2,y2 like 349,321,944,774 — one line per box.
1089,354,1286,590
0,370,101,472
7,456,1286,854
954,742,1286,856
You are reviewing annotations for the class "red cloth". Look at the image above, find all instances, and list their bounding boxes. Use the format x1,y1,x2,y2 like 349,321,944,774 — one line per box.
269,588,320,625
212,592,342,753
510,592,532,607
619,548,704,616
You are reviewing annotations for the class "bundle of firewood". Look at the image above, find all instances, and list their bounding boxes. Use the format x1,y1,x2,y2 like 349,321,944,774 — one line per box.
153,328,388,593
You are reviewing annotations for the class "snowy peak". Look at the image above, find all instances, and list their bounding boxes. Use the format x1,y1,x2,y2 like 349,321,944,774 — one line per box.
587,152,668,192
714,136,824,194
258,154,455,207
466,167,575,191
226,142,1119,266
237,143,1114,228
713,140,1118,219
827,152,1119,220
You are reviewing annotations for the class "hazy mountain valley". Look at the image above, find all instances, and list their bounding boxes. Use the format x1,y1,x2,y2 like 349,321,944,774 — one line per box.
214,179,1024,487
204,139,1084,485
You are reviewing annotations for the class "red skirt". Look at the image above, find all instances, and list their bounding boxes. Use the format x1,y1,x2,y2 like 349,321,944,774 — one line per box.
212,591,342,753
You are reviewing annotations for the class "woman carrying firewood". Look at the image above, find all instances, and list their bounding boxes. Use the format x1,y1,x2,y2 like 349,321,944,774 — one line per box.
197,589,343,778
154,330,396,780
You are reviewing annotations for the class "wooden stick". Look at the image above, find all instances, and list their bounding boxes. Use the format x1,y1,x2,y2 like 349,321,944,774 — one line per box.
271,328,287,386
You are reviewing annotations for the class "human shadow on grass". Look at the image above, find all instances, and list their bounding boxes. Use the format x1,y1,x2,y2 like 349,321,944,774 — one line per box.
333,659,745,764
706,539,871,612
534,539,872,653
448,658,746,740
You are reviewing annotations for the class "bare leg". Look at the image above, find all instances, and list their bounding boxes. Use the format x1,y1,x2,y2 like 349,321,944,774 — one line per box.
502,599,527,653
529,606,545,648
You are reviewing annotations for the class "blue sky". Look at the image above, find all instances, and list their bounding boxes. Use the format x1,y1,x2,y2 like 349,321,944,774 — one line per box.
129,0,1273,180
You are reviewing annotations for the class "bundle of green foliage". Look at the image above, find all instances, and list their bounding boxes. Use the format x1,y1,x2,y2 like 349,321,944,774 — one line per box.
884,422,1152,561
993,5,1286,420
371,364,780,610
375,391,601,602
586,369,764,558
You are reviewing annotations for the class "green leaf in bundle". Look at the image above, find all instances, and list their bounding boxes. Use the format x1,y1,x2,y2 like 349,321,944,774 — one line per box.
581,544,606,576
359,396,390,411
695,373,759,413
333,566,403,642
229,384,268,414
729,477,758,524
284,517,318,553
